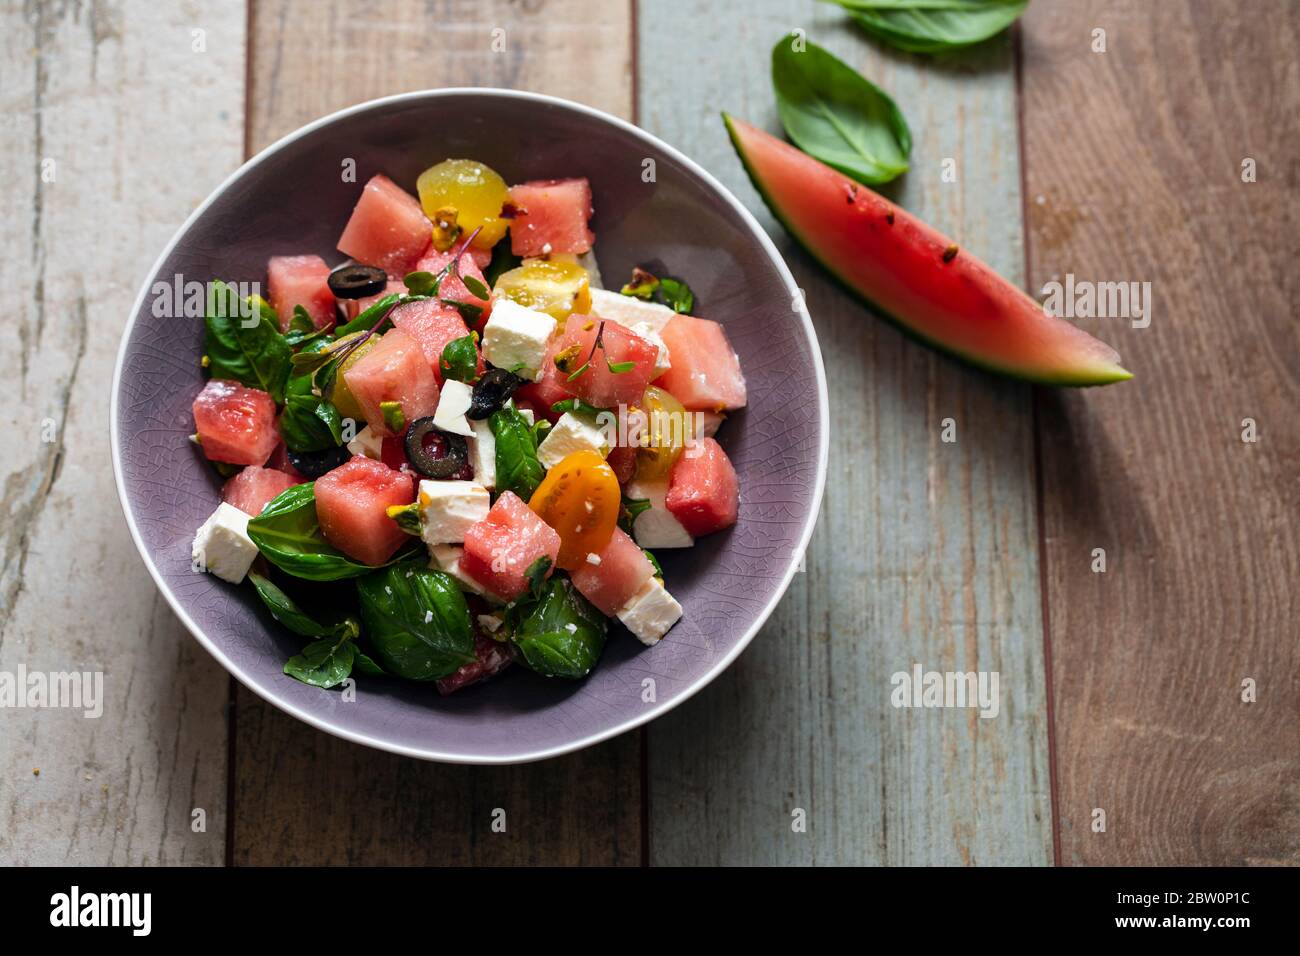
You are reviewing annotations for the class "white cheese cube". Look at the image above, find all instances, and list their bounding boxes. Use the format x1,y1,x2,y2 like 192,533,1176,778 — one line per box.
428,543,501,604
585,553,602,566
477,612,504,634
347,424,384,460
624,478,694,549
468,418,496,490
617,577,683,645
418,479,490,547
587,288,675,333
433,379,475,436
481,299,556,382
576,250,604,289
519,407,535,426
632,322,671,379
192,502,259,584
537,412,611,470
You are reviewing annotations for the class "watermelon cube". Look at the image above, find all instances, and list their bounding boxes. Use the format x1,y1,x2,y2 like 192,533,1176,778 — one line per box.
554,319,658,407
507,178,595,258
605,443,637,485
192,379,279,466
342,328,440,437
266,441,308,483
221,465,296,516
569,527,655,616
435,629,513,696
337,174,432,274
514,335,576,420
460,491,561,601
656,315,747,411
390,298,484,384
313,457,415,566
665,437,739,536
266,255,337,331
413,248,492,323
342,277,407,322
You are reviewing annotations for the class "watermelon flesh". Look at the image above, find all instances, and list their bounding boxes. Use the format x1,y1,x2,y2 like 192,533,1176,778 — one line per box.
656,314,748,411
266,441,308,483
192,380,279,466
342,328,440,437
554,319,658,407
267,254,336,331
515,338,576,421
337,174,432,274
723,114,1130,385
435,628,513,695
666,437,739,536
390,299,483,384
221,466,296,516
460,491,561,601
313,457,415,566
413,248,492,324
507,178,595,258
569,527,655,616
342,277,406,322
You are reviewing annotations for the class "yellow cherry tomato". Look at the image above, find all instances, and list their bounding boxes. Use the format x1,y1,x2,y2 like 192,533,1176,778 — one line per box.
416,159,510,250
529,451,620,570
492,254,591,321
633,385,691,481
323,331,379,422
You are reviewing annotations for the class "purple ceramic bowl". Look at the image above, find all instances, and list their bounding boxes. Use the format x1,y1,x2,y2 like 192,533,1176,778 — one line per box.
111,89,827,763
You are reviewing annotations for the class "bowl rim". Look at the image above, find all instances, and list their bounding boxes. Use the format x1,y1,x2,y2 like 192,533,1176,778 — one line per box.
110,87,829,764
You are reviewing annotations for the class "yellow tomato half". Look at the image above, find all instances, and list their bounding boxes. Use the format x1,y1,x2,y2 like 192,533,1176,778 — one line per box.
529,451,620,570
633,385,691,481
416,159,510,250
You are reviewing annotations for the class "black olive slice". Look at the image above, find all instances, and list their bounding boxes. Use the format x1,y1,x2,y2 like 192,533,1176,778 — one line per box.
467,368,525,420
404,417,470,479
328,264,389,299
287,444,351,479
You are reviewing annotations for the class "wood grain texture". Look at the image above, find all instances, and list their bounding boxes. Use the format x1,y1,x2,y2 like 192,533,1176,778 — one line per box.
641,3,1052,864
231,0,641,866
0,0,243,864
1021,0,1300,865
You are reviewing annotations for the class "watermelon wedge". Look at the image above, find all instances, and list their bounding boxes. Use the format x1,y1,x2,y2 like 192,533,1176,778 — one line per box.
722,114,1131,386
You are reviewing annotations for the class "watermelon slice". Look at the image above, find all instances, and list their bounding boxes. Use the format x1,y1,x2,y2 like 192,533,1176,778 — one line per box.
266,255,336,331
313,457,415,566
435,628,513,695
665,436,739,536
337,174,432,274
342,329,440,437
554,318,658,408
342,277,406,322
413,248,492,324
221,466,296,516
192,380,279,466
390,299,483,384
569,527,655,616
460,491,561,601
507,178,595,258
723,114,1130,385
656,314,748,411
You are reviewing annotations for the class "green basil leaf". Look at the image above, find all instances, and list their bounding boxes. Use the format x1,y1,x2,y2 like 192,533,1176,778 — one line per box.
289,304,314,334
279,394,343,453
524,555,552,601
202,281,292,403
489,400,546,502
551,398,608,418
656,277,695,314
439,332,480,384
333,292,404,338
248,483,409,581
441,298,484,327
356,561,476,680
284,635,356,689
353,648,387,676
826,0,1029,53
619,495,651,535
643,548,663,579
771,37,911,185
461,274,490,300
507,577,607,679
249,571,361,642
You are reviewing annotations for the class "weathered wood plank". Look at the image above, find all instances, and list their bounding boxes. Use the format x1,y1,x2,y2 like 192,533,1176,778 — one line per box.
1022,0,1300,865
641,2,1052,865
0,0,244,864
231,0,641,866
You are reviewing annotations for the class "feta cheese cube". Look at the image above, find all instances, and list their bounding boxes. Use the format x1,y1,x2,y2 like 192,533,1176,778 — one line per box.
468,419,496,490
519,407,535,426
192,502,259,584
433,379,475,436
537,412,611,469
576,250,604,289
624,478,694,549
347,424,384,460
418,479,490,547
616,577,682,645
429,543,500,604
587,288,675,333
632,322,671,378
481,299,556,382
477,612,504,634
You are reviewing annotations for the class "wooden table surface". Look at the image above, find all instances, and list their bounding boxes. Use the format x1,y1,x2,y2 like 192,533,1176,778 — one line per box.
1,0,1295,866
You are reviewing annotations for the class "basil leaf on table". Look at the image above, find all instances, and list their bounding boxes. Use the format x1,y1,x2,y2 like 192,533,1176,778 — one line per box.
283,635,356,689
202,281,292,403
771,37,911,185
247,483,407,581
356,561,477,680
489,399,546,501
507,577,607,679
824,0,1028,53
279,394,344,453
248,571,361,640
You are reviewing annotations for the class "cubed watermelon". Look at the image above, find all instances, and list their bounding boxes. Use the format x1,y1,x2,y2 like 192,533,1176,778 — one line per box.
435,628,513,695
554,319,658,407
460,491,561,601
413,248,492,324
221,465,296,516
342,329,440,437
656,315,747,411
514,335,576,421
605,444,637,485
193,379,279,466
665,437,739,536
507,178,595,258
390,298,484,384
342,277,407,321
569,527,655,616
337,174,432,274
314,457,415,566
266,441,308,483
266,255,337,331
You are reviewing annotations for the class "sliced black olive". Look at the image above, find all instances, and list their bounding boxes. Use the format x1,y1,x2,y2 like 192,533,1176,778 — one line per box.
404,417,469,478
328,264,389,300
286,444,351,479
467,368,525,420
